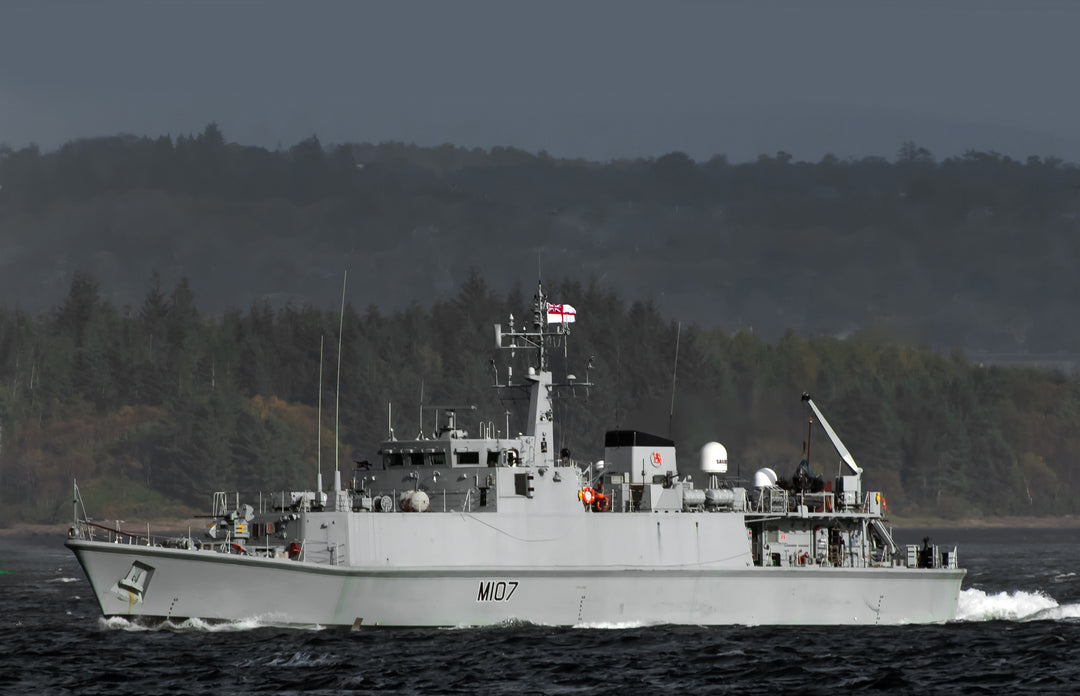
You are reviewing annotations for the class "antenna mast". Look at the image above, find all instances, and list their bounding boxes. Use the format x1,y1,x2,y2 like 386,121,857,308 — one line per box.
317,334,324,493
668,321,680,437
335,271,346,491
490,281,593,467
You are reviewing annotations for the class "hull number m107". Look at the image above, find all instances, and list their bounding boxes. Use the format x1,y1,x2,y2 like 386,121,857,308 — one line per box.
477,580,519,602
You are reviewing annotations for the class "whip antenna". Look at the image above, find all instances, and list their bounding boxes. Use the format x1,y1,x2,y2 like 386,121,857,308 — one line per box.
668,322,680,437
335,271,346,491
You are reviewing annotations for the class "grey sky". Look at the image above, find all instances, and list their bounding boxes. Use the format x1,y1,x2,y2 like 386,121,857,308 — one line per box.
2,0,1078,162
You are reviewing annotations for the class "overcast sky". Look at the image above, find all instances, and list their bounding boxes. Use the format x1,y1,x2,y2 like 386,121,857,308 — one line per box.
3,0,1079,163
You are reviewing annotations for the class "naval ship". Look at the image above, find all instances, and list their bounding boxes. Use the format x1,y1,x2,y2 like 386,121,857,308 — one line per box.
66,283,965,627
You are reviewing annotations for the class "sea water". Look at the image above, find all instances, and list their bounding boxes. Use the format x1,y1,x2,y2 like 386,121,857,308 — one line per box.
1,527,1078,695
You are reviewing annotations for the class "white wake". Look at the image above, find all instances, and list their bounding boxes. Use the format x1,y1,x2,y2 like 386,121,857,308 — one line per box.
572,621,650,630
99,614,325,632
956,588,1080,622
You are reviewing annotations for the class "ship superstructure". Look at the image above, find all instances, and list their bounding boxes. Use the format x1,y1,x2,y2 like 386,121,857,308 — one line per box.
66,282,964,627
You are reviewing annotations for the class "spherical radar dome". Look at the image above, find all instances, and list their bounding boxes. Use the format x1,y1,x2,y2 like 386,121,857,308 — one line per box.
753,467,778,488
699,441,728,474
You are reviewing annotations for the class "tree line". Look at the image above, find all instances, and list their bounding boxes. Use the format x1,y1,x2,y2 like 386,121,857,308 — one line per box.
1,126,1078,354
0,271,1077,525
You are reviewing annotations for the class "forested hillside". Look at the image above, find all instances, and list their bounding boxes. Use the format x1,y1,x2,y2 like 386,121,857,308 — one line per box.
1,126,1079,354
0,271,1077,526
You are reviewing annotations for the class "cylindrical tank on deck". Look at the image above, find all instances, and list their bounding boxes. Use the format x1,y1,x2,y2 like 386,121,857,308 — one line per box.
705,488,736,508
699,442,729,474
683,489,706,507
753,467,778,488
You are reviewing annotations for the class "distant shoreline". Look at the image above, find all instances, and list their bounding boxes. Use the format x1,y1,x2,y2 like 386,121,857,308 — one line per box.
887,514,1080,530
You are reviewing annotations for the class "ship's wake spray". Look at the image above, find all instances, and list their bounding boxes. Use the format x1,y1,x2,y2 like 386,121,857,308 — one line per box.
98,615,327,632
955,588,1080,622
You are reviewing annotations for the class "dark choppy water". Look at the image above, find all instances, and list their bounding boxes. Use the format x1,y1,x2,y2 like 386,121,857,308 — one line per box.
2,527,1079,695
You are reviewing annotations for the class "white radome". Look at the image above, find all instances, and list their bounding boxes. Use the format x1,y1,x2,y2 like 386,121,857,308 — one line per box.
753,467,778,488
700,441,728,474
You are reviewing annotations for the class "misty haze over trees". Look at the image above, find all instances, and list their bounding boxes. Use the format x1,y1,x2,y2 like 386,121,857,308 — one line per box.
1,124,1079,355
0,126,1079,525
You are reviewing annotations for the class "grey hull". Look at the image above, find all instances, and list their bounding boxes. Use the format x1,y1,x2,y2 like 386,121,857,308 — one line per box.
68,539,963,626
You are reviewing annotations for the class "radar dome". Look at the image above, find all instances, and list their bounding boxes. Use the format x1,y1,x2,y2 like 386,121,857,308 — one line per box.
699,442,728,474
753,467,778,488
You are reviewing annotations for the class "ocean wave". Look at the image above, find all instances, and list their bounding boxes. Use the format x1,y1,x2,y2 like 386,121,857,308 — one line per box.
1025,603,1080,621
445,618,554,630
442,618,651,630
264,651,338,667
955,588,1080,622
572,621,650,630
47,577,81,583
100,616,152,632
99,614,325,632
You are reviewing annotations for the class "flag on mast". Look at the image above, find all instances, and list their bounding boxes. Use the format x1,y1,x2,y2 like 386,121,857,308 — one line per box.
546,302,577,324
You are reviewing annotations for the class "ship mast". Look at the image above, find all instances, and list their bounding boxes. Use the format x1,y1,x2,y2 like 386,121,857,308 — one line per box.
493,281,589,466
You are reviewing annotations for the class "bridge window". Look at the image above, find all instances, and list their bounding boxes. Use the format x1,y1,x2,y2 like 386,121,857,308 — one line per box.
456,451,480,465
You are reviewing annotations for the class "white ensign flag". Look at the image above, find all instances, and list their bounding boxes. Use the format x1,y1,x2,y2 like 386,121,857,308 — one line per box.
546,303,577,324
